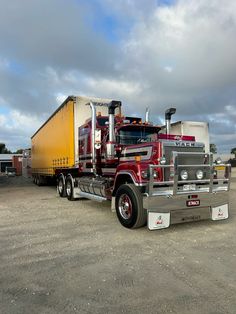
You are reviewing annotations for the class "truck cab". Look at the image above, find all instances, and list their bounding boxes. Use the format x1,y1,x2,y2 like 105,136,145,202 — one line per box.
57,100,231,231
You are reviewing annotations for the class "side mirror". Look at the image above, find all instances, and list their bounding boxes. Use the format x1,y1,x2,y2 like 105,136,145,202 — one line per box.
95,129,101,149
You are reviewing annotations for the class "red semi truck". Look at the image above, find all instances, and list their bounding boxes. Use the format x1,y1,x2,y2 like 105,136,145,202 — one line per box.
32,96,231,230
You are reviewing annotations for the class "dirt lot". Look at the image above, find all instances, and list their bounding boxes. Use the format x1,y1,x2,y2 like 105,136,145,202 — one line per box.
0,171,236,314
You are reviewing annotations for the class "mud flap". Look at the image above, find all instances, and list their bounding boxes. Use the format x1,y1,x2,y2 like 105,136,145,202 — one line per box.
148,212,170,230
211,204,229,220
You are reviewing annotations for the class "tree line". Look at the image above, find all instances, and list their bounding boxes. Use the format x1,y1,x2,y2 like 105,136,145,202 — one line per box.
0,143,23,154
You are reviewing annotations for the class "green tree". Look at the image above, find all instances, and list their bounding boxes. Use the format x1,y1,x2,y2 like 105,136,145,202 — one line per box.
231,147,236,158
0,143,12,154
14,149,23,154
210,143,217,154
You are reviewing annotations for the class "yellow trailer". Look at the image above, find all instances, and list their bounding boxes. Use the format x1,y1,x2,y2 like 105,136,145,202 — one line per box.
31,95,114,183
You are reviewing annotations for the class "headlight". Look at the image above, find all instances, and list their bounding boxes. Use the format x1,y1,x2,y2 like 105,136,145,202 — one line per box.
159,156,166,165
180,170,188,180
141,170,158,179
196,169,204,180
215,157,222,165
141,170,148,179
153,171,158,179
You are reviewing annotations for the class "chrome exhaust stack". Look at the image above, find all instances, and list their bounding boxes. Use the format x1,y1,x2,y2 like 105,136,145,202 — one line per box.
145,107,150,123
89,100,121,174
90,102,97,176
165,108,176,135
107,100,122,159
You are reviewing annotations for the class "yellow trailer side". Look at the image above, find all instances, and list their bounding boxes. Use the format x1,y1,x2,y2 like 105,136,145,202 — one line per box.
31,95,116,177
31,98,75,176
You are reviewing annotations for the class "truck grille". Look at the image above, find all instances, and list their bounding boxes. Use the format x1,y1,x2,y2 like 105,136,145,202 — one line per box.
163,143,207,181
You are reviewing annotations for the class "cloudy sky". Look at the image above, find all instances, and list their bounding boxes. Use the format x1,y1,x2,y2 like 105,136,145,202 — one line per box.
0,0,235,153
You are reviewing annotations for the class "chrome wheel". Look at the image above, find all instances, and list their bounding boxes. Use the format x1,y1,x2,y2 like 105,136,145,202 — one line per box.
118,193,132,220
66,180,72,197
58,180,63,194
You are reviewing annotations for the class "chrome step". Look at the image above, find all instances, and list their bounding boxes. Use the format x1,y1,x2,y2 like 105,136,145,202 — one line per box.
78,191,107,202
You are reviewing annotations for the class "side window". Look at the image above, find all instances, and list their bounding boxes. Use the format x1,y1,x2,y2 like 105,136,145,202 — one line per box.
79,124,89,136
79,124,90,156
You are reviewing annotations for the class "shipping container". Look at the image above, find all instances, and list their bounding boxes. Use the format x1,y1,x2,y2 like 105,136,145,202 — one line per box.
162,121,210,153
12,155,22,175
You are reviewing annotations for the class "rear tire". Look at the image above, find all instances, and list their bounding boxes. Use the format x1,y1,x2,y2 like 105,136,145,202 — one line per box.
36,176,41,186
65,175,75,201
115,184,147,229
57,175,66,197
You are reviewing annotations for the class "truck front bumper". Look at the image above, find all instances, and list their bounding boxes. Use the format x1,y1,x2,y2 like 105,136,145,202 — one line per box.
143,191,229,230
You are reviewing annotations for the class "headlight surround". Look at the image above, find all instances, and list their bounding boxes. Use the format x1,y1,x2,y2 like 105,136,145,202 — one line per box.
141,170,158,179
141,170,148,179
180,169,188,180
159,156,166,165
196,169,204,180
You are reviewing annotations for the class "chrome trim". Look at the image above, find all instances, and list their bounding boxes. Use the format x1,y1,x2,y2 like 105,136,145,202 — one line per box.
102,168,116,174
109,112,115,143
114,171,144,187
145,107,150,123
120,146,152,162
78,191,107,202
89,102,97,176
146,152,231,197
161,141,205,148
143,191,229,216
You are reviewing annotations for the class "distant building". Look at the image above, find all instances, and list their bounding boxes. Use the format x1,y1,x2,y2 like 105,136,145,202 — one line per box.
0,154,23,174
0,154,14,172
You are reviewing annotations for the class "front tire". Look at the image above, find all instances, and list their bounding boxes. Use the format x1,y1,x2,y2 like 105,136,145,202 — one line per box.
115,184,147,229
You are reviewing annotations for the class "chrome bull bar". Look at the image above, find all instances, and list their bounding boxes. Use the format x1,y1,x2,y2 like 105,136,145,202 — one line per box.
146,152,231,196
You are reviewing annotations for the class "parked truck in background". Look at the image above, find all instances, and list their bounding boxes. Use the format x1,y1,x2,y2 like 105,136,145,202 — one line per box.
31,96,231,230
161,121,210,153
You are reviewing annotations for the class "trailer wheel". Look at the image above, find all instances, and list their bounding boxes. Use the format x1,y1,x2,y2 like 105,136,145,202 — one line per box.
36,175,43,186
35,176,41,186
115,184,147,229
57,175,66,197
65,175,75,201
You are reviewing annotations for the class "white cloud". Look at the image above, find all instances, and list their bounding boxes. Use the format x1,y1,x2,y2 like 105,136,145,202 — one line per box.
164,66,173,73
86,78,140,99
0,110,43,150
0,114,7,125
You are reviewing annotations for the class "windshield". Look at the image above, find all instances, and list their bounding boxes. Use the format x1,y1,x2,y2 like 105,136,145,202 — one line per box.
117,126,159,145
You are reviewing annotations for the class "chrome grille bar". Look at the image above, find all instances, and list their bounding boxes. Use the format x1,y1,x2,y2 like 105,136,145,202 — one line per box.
146,151,231,196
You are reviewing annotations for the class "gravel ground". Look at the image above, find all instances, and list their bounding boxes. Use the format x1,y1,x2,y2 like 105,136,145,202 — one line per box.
0,170,236,314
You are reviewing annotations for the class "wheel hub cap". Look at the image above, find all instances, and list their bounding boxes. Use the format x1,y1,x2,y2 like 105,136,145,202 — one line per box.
118,194,132,220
